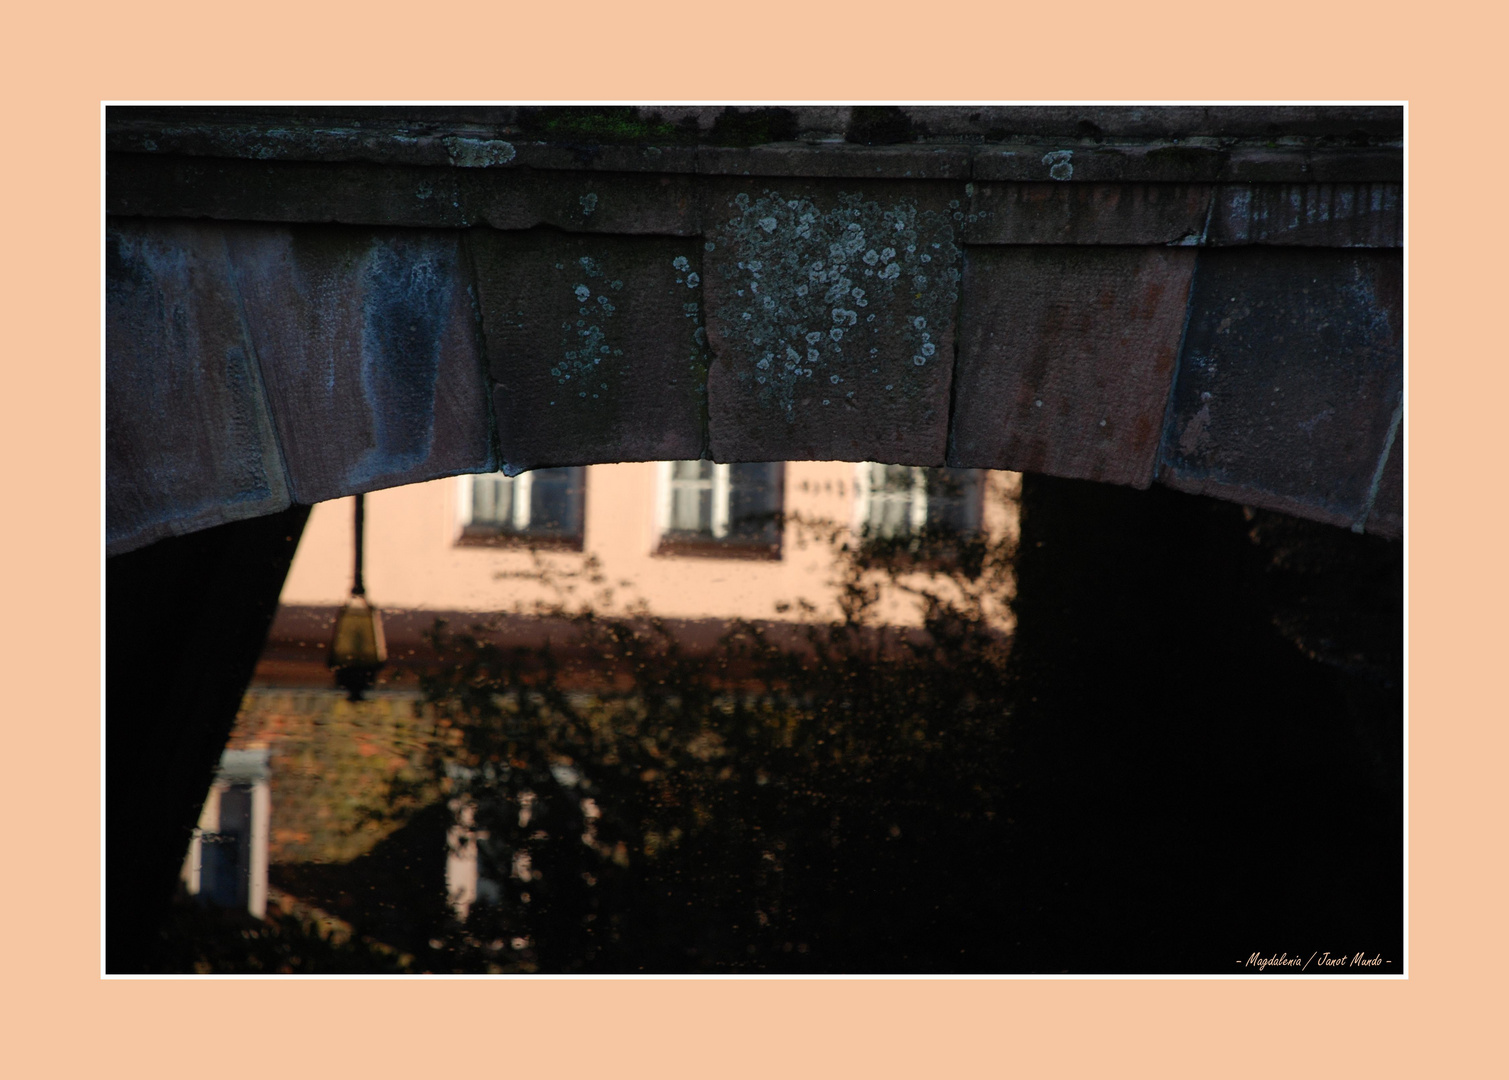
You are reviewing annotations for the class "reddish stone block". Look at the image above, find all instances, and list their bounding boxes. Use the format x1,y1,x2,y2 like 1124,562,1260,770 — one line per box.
1159,249,1403,528
1209,183,1402,247
224,224,495,504
701,180,964,464
966,183,1214,245
469,230,708,471
106,220,290,555
948,247,1195,487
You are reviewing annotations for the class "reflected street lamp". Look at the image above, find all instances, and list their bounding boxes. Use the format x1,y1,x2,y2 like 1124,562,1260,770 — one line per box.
328,492,386,701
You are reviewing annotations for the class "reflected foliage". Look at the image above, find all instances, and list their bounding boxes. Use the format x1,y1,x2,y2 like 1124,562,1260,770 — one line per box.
146,894,414,974
152,476,1402,973
417,513,1017,972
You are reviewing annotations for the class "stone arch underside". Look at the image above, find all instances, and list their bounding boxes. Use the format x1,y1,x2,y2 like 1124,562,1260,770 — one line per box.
106,106,1403,556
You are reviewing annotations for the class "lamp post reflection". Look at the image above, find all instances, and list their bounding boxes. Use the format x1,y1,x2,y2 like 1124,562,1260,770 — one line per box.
328,493,386,701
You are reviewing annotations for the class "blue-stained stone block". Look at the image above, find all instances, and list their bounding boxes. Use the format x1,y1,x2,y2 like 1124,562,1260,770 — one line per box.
225,224,495,503
106,220,290,555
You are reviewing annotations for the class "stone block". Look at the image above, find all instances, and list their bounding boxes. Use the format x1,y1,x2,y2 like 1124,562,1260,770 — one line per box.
949,247,1195,487
697,143,973,180
224,224,495,504
109,156,474,228
1365,418,1403,539
509,142,698,174
1209,183,1402,247
1225,147,1402,184
468,170,701,235
973,144,1227,184
106,220,290,555
470,229,709,471
966,183,1214,245
108,155,703,236
972,144,1402,185
1159,248,1403,527
895,105,1402,143
700,180,965,464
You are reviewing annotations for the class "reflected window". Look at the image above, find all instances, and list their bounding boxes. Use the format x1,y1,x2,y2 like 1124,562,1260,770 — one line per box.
458,468,585,549
181,748,270,919
857,464,982,538
657,461,783,558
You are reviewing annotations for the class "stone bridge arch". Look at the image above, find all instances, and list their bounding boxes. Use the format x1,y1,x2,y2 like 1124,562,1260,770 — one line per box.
106,106,1402,556
103,106,1404,971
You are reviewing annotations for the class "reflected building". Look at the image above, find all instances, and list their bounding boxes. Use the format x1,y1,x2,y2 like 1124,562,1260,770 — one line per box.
228,459,1019,934
269,460,1019,667
180,748,271,918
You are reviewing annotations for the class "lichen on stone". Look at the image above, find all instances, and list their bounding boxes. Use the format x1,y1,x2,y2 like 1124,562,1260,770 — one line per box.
442,136,517,168
555,255,623,400
1042,149,1074,181
708,188,961,420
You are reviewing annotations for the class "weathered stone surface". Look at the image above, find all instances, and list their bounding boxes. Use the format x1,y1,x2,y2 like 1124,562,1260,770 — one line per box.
106,220,289,555
105,114,699,174
697,143,973,180
507,142,699,174
103,106,1411,546
108,155,702,236
469,171,700,235
1209,183,1402,247
110,120,522,169
224,224,494,504
890,105,1402,143
113,148,1405,252
110,156,471,228
949,247,1195,487
470,230,708,471
107,129,1398,184
1225,147,1402,184
1159,249,1403,528
1365,417,1403,539
974,144,1225,184
701,181,965,464
967,183,1214,245
972,144,1401,185
110,105,1403,164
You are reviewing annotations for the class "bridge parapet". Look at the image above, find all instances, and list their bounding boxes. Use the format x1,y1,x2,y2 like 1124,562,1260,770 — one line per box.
106,106,1402,554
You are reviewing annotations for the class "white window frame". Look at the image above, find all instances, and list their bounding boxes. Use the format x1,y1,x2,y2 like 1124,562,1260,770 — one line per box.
656,461,784,553
456,470,584,543
853,463,984,538
456,473,529,534
657,460,734,539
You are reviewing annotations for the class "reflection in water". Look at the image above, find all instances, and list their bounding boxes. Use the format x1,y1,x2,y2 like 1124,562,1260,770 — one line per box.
412,507,1017,973
858,463,981,538
159,463,1402,974
465,467,586,543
